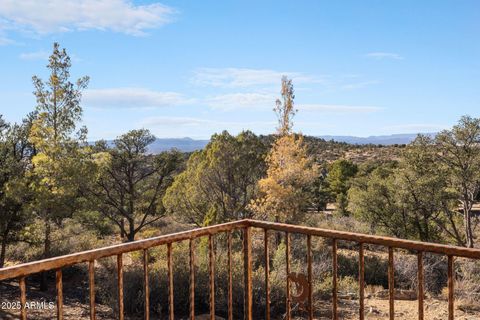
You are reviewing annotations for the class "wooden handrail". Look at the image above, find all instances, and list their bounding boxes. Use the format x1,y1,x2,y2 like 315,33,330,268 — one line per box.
3,218,480,320
3,218,480,281
0,219,248,281
247,219,480,258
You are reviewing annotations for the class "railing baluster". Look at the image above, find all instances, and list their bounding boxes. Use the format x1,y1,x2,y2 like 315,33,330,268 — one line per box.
359,243,365,320
388,247,394,320
88,260,95,320
56,269,63,320
264,229,270,320
5,220,480,320
332,239,338,320
117,254,124,320
143,250,150,320
209,235,215,320
285,232,291,320
168,243,174,320
19,276,27,320
448,255,454,320
417,251,424,320
190,239,195,320
307,235,313,320
228,231,233,320
243,227,252,320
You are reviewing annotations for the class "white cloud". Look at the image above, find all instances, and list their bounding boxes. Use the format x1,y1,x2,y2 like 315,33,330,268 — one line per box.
301,104,383,114
205,92,275,110
341,80,380,90
0,0,176,37
19,50,50,60
0,36,14,45
365,52,404,60
140,116,276,137
191,68,318,88
83,88,192,109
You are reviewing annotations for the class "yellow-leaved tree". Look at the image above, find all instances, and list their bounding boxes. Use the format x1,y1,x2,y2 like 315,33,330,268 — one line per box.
249,76,318,223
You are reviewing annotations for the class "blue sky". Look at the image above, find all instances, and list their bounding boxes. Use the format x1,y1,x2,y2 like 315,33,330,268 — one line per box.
0,0,479,140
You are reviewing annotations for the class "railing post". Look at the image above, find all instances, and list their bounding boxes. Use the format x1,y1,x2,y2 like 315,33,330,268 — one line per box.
243,226,252,320
143,250,150,320
189,239,195,320
359,243,365,320
19,276,27,320
417,251,424,320
56,269,63,320
285,232,291,320
448,255,454,320
264,229,270,320
88,260,96,320
117,254,124,320
307,235,313,320
388,247,394,320
228,232,233,320
332,239,338,320
208,236,215,320
168,243,175,320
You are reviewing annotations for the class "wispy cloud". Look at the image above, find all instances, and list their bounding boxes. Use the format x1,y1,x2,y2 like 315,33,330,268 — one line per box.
301,104,383,114
0,0,176,37
0,35,15,46
341,80,380,90
19,50,50,60
365,52,404,60
84,88,193,109
191,68,318,88
140,116,276,138
205,92,275,110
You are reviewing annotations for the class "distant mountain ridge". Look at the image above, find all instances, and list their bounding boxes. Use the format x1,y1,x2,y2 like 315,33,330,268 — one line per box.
98,133,436,154
319,133,436,145
148,138,209,153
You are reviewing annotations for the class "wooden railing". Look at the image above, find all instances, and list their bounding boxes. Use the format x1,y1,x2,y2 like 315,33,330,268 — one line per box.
1,219,480,320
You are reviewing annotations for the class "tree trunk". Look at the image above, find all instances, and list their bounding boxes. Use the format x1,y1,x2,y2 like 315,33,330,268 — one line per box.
0,233,8,268
120,218,126,239
464,202,474,248
127,218,135,242
40,220,51,291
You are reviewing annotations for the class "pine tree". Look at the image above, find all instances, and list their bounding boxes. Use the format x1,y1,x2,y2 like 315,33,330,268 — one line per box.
249,77,318,223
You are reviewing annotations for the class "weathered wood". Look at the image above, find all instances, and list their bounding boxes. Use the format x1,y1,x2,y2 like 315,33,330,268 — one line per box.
359,243,365,320
243,227,252,320
19,276,27,320
0,220,249,281
228,231,233,320
56,269,63,320
264,229,270,320
168,243,174,320
89,260,96,320
285,232,291,320
332,239,338,320
417,252,424,320
209,235,215,320
248,220,480,259
3,219,480,283
307,235,313,320
117,254,124,320
388,247,394,320
448,255,454,320
143,250,149,320
2,218,480,320
190,239,195,320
